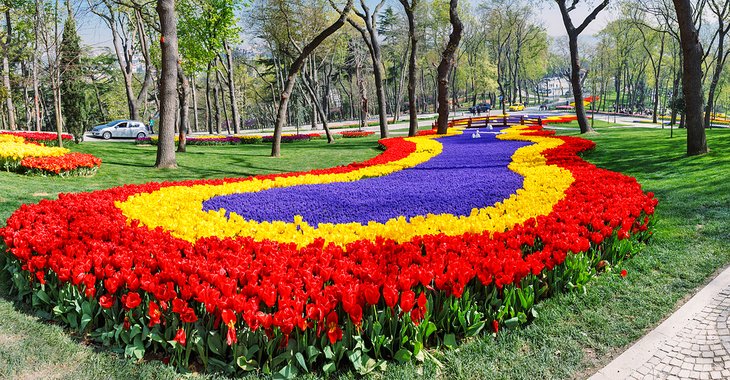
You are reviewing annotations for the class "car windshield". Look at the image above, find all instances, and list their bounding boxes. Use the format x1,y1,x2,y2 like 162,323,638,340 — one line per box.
106,120,126,126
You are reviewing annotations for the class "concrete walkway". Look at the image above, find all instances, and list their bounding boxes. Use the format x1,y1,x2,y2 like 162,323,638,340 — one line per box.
591,266,730,380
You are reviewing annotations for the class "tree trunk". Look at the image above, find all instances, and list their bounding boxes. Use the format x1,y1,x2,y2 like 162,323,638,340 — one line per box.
341,76,354,121
349,0,389,138
22,64,31,130
214,84,221,134
223,41,240,133
32,15,41,132
271,0,352,157
92,2,153,122
556,0,608,133
303,77,334,143
567,34,593,133
652,35,665,124
177,63,189,153
205,63,213,134
670,61,680,125
703,29,727,128
394,45,408,122
155,0,179,168
3,10,16,131
355,57,368,131
91,76,106,121
399,0,419,136
436,0,463,135
216,68,230,134
673,0,708,155
191,75,199,132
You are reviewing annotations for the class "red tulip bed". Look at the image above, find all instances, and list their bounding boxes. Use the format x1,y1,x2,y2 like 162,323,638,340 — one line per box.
20,153,102,177
1,123,656,377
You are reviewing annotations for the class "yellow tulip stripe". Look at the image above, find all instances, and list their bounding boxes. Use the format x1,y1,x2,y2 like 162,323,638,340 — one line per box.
117,126,574,247
0,136,70,170
0,134,26,143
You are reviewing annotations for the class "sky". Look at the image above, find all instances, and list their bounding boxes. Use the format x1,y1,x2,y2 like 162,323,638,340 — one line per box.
75,0,616,51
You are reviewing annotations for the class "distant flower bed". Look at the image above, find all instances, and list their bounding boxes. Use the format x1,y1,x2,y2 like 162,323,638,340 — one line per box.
0,133,100,176
1,131,73,147
261,133,315,143
339,131,375,138
136,133,326,146
2,122,656,375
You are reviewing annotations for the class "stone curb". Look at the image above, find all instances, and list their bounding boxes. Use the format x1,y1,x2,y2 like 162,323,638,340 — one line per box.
590,265,730,380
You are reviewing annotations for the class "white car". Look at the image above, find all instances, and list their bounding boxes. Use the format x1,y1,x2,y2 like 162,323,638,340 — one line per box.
91,120,152,139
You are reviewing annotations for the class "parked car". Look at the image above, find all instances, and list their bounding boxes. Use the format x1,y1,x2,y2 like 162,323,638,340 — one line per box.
468,103,492,113
508,102,525,111
91,120,152,139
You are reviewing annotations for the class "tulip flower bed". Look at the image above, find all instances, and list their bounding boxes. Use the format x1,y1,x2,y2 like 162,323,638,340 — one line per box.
339,131,375,138
1,131,73,146
261,134,317,143
1,123,656,377
19,153,102,177
0,133,101,176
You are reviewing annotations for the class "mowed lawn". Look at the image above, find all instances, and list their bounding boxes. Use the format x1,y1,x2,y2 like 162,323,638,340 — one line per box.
1,127,729,379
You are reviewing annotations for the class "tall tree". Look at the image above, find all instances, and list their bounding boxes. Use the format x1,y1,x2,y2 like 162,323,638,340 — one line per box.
222,41,240,133
704,0,730,129
270,0,353,158
435,0,463,134
348,0,388,138
32,0,41,131
155,0,179,168
398,0,418,136
2,3,16,130
555,0,609,134
59,2,87,143
177,62,189,152
90,1,153,121
672,0,708,155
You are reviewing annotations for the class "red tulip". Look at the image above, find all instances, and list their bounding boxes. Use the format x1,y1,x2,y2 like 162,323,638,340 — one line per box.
122,292,142,310
174,328,186,347
221,309,237,346
148,301,162,327
325,311,342,344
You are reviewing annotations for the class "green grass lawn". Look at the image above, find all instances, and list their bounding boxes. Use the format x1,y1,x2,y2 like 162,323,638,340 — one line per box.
550,118,627,129
1,127,729,379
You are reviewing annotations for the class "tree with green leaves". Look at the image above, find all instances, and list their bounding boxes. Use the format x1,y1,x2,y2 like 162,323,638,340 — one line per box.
89,0,154,123
555,0,609,134
270,0,354,158
347,0,389,138
1,0,19,130
59,3,87,143
398,0,418,136
672,0,708,155
435,0,462,135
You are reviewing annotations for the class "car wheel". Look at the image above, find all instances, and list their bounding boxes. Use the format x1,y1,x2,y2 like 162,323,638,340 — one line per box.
102,131,112,140
136,132,146,139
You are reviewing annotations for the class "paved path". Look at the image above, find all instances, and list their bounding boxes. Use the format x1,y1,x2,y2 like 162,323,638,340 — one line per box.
591,266,730,380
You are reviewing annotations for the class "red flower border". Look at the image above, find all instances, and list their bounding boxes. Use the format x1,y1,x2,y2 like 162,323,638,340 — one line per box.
20,153,102,175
